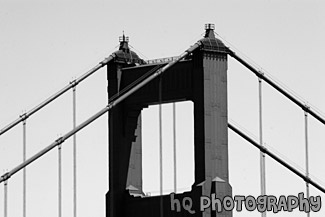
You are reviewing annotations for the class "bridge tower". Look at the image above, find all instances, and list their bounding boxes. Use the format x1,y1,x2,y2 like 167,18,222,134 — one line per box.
106,24,232,217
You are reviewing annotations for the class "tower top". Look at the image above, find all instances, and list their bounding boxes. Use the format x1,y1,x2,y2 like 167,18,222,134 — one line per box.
119,32,130,52
204,23,216,39
112,32,144,65
119,31,129,43
205,23,215,30
200,23,228,53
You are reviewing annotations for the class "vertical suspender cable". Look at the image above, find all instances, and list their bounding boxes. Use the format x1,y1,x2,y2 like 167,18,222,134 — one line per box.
173,103,177,193
4,180,8,217
58,144,62,217
72,85,77,217
304,110,310,217
159,76,163,217
258,77,266,217
22,118,27,217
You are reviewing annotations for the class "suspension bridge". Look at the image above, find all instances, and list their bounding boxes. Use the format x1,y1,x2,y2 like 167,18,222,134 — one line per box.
0,24,324,217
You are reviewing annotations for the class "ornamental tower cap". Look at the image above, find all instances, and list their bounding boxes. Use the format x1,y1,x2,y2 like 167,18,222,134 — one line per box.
204,23,216,39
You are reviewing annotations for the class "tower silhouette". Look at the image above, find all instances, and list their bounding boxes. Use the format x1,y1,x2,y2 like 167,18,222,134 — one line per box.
106,24,232,217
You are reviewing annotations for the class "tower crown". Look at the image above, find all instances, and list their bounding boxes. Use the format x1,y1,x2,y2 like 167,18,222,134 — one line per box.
118,32,130,52
204,23,216,39
201,23,228,53
112,33,144,64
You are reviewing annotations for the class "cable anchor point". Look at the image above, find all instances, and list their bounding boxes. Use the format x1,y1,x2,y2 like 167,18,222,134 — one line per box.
257,70,264,79
55,137,65,146
303,104,310,113
19,112,28,122
260,145,267,153
70,79,78,88
1,172,11,182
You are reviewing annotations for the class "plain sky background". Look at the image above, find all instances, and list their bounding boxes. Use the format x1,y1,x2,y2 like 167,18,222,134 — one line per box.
1,0,325,217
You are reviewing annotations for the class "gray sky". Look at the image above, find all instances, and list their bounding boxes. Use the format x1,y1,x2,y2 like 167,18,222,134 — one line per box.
1,0,325,217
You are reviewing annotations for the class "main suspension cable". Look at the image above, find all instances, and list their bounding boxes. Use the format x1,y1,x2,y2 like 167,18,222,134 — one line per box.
228,49,325,127
0,40,201,183
0,54,116,136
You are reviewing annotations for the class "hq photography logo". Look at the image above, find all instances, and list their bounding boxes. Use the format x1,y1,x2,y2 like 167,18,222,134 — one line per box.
170,192,321,214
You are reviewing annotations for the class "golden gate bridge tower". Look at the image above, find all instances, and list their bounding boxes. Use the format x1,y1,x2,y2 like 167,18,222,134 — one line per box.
106,24,232,217
2,23,325,217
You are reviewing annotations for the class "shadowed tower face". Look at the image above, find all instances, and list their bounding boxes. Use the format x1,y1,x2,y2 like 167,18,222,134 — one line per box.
106,24,232,217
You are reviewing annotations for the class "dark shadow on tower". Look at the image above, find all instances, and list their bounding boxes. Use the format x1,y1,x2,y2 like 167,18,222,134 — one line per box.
106,24,232,217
